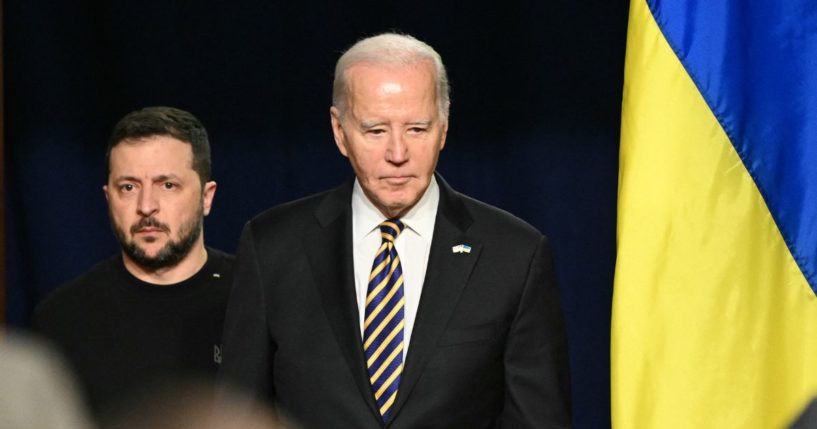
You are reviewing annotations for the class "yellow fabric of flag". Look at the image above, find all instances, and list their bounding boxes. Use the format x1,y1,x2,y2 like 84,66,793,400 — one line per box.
611,1,817,427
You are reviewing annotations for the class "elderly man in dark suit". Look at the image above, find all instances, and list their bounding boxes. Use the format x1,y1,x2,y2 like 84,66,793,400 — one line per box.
220,32,571,428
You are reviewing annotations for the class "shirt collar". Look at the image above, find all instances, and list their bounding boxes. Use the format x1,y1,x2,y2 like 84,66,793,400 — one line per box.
352,176,440,243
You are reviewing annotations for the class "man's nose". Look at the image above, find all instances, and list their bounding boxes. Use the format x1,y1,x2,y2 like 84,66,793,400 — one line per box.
386,133,408,164
137,187,159,216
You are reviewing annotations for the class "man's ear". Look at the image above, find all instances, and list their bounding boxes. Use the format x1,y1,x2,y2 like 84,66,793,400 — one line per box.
439,118,449,151
103,185,110,202
202,181,217,216
330,106,349,158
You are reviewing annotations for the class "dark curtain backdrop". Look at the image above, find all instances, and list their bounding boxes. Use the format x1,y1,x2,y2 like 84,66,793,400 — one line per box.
4,1,627,427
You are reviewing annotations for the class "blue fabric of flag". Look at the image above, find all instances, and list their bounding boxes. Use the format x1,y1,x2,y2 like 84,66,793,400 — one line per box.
648,0,817,292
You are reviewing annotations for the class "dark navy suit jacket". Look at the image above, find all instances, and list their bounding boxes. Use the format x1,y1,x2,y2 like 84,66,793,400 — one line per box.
220,175,571,428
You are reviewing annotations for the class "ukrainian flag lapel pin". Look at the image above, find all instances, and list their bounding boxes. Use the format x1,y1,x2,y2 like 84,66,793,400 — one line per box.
452,244,472,254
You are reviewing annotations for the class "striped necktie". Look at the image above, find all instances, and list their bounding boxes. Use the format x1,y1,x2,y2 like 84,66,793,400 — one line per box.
363,218,406,422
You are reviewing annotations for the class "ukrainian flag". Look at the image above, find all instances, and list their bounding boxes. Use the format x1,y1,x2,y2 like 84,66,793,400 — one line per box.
611,1,817,427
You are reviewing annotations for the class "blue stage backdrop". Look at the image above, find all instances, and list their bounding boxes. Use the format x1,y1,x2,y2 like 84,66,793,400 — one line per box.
4,1,626,427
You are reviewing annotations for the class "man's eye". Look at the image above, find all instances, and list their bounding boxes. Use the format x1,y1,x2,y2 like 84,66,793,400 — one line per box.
408,127,427,133
367,129,386,135
120,184,135,192
163,182,176,189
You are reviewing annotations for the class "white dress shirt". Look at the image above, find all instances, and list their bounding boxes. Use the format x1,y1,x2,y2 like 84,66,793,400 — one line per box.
352,176,439,359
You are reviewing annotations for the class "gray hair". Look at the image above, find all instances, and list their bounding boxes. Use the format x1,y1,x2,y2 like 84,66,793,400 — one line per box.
332,33,450,121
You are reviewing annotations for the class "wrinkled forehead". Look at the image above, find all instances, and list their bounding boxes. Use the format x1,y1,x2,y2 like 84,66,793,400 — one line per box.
344,62,439,113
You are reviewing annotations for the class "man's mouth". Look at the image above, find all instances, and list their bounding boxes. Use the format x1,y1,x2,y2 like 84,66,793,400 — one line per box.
382,176,412,185
131,218,170,235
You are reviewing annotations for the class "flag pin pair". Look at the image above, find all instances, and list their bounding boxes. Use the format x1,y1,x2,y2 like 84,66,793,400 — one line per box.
452,244,472,254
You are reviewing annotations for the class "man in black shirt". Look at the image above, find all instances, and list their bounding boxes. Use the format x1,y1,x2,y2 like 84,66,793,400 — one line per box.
34,107,233,415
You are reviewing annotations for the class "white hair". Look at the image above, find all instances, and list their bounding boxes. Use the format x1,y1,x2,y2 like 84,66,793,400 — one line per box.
332,33,450,120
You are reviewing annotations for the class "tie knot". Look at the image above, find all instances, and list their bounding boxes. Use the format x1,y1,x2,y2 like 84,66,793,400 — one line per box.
379,218,404,243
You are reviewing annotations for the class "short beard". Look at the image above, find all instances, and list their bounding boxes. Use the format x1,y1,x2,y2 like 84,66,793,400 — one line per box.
111,205,204,271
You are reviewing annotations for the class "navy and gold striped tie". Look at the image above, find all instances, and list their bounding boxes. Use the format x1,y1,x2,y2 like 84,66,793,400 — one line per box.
363,218,406,422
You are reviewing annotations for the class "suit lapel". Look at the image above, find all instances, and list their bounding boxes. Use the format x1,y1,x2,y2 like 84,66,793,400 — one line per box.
390,176,481,421
305,181,382,422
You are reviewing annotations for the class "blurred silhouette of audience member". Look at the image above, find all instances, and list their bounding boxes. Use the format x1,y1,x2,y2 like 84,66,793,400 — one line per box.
789,397,817,429
0,330,95,429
